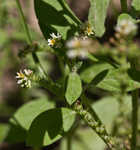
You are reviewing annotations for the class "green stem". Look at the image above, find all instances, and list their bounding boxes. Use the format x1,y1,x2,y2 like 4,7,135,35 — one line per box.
15,0,32,45
81,94,102,125
131,89,139,150
15,0,49,78
59,0,81,25
73,101,116,149
120,0,128,13
67,136,72,150
57,55,65,77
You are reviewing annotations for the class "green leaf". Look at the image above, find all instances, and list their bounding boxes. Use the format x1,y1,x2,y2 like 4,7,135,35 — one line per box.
80,62,113,83
88,0,111,37
65,72,82,105
5,98,55,143
92,96,131,131
96,69,140,92
61,96,131,150
10,98,55,130
132,0,140,11
34,0,80,40
26,108,76,147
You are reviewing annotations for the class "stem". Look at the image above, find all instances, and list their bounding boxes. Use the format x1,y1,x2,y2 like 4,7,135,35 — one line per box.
120,0,128,13
131,89,139,150
81,94,102,125
15,0,49,78
73,101,116,149
57,55,65,77
67,136,72,150
59,0,81,25
15,0,32,45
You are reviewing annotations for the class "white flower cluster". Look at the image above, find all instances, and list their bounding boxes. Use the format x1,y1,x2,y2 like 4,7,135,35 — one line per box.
48,33,62,48
66,37,92,59
115,20,137,36
16,69,33,88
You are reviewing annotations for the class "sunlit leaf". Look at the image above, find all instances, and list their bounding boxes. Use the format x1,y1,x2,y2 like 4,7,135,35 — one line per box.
97,69,140,92
5,98,55,143
65,72,82,105
132,0,140,11
88,0,111,37
80,62,113,83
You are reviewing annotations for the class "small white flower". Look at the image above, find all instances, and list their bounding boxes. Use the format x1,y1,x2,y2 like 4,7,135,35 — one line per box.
66,37,91,59
78,50,88,59
24,69,33,76
50,33,61,40
67,50,78,59
16,69,33,88
66,37,81,49
115,20,137,36
48,32,62,48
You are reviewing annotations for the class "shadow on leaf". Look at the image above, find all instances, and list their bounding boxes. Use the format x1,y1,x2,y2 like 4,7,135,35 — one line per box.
34,0,78,39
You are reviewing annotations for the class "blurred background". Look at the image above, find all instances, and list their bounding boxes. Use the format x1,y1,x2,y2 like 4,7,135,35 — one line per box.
0,0,139,150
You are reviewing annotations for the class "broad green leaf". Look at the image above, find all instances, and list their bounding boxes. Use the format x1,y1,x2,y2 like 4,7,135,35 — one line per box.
61,96,131,150
65,72,82,105
5,123,27,143
10,98,55,130
26,108,76,147
0,124,9,142
92,96,131,131
5,98,55,143
132,0,140,11
96,69,140,92
34,0,80,40
80,62,113,83
88,0,111,37
117,13,136,24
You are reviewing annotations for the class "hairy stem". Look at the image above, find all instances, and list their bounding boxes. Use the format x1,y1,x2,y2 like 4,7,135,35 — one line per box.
131,89,139,150
73,101,116,149
120,0,128,13
81,94,102,125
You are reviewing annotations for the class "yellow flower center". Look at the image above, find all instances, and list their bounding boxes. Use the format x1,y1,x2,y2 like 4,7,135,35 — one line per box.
50,39,56,46
86,27,93,35
74,40,81,48
18,72,25,78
